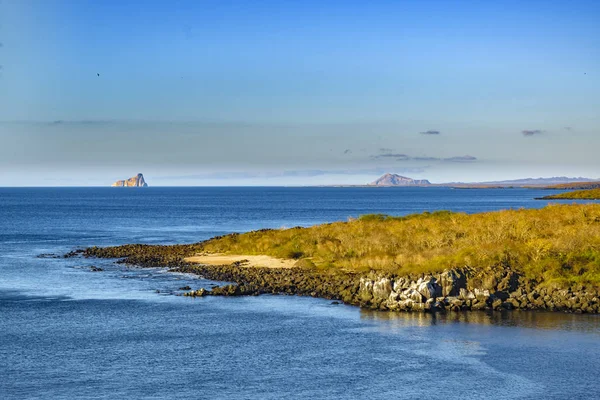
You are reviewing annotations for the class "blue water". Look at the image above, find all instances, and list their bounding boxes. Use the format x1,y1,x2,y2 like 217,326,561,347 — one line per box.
1,187,599,399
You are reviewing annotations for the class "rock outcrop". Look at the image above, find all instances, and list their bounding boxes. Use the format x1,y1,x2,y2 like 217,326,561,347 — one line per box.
370,173,431,186
111,173,148,187
356,268,599,313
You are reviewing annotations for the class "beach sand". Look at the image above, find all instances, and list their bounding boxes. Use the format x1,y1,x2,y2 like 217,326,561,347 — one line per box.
184,254,296,269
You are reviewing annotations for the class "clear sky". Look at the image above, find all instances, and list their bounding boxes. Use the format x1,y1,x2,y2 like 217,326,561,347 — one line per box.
0,0,598,186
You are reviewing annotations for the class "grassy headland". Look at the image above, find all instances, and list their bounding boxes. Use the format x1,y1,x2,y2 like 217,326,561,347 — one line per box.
542,181,600,190
79,204,600,313
538,189,600,200
199,204,600,287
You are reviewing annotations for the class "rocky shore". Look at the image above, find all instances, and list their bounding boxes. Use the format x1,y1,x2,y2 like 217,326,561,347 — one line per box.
71,245,600,314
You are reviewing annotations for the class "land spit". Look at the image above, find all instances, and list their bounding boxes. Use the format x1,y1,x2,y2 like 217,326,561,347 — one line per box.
68,245,600,314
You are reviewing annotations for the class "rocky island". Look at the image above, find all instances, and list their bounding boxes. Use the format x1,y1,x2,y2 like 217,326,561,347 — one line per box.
369,173,431,186
71,204,600,314
111,173,148,187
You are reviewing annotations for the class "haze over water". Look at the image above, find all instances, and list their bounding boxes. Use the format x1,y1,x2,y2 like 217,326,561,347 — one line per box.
1,187,599,399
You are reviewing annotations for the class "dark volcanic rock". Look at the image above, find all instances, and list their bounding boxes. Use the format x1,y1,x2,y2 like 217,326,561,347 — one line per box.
37,253,61,259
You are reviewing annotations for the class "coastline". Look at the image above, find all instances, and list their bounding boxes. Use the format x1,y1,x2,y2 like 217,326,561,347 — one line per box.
535,188,600,200
71,245,600,314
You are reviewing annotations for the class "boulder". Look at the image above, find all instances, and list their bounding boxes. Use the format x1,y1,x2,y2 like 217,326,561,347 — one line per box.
498,271,520,292
493,291,510,301
481,274,498,291
438,269,467,296
372,277,393,301
358,278,374,303
183,288,207,297
459,288,475,300
406,288,424,303
424,298,436,311
473,288,490,301
392,277,410,292
417,277,442,299
397,299,414,311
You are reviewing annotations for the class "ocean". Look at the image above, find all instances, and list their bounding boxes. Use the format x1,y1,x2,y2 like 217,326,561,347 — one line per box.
1,187,599,399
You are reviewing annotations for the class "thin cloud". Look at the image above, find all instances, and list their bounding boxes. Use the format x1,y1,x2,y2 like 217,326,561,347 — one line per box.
47,120,115,126
412,156,440,161
522,129,544,136
564,126,573,131
444,155,477,162
420,130,440,135
372,153,410,160
372,153,478,163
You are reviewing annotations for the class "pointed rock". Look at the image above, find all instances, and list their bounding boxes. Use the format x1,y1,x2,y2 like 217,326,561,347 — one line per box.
111,173,148,187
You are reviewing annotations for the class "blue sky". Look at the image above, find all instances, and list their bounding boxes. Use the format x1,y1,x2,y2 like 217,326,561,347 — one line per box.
0,0,598,185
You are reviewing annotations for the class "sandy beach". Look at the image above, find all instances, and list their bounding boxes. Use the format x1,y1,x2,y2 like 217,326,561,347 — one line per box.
184,254,296,269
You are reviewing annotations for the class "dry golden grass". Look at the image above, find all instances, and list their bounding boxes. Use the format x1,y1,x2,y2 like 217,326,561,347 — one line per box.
541,189,600,200
199,204,600,287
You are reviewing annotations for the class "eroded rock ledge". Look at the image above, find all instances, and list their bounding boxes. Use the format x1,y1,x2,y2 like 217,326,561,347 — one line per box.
357,268,599,313
72,246,600,314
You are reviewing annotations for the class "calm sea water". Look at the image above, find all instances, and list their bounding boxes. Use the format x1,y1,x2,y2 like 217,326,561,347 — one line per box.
1,187,599,399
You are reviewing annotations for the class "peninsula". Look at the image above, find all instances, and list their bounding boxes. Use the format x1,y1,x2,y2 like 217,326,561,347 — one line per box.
538,189,600,200
111,173,148,187
75,203,600,314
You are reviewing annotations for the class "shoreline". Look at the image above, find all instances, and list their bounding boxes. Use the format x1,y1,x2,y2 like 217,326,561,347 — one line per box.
70,246,600,314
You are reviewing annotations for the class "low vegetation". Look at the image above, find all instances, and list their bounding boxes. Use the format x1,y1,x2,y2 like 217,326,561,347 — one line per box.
542,181,600,190
199,204,600,287
539,189,600,200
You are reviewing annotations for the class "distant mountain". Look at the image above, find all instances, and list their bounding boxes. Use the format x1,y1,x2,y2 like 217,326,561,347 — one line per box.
111,173,148,187
370,173,431,186
476,177,595,186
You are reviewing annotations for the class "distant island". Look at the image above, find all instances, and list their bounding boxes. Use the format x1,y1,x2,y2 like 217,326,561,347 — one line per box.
538,188,600,200
111,173,148,187
369,173,431,186
363,173,597,188
476,176,595,186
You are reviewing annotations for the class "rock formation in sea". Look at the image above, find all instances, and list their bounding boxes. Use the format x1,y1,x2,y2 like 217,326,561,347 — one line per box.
111,173,148,187
370,173,431,186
